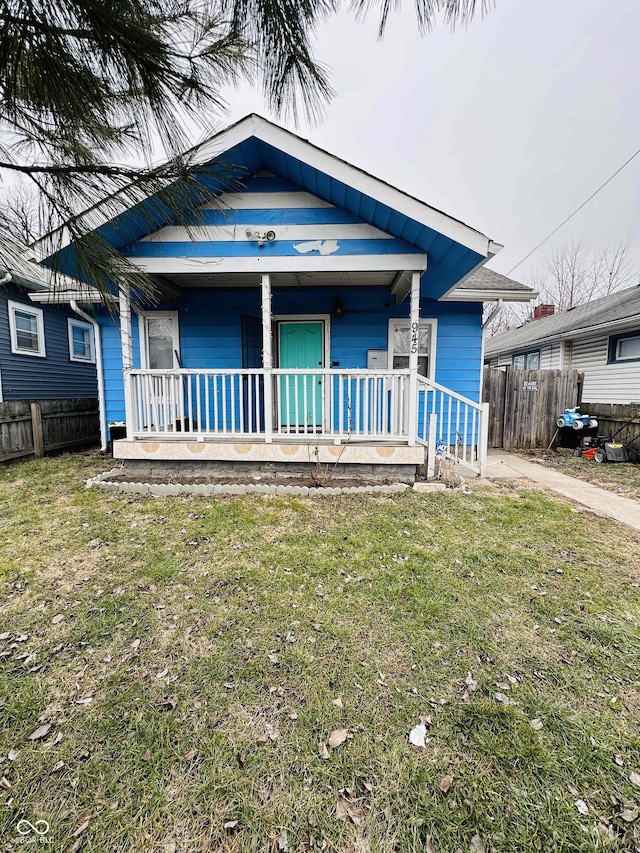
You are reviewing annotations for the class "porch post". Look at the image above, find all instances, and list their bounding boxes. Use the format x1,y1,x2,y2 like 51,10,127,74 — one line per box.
119,285,134,440
261,273,274,443
407,270,421,446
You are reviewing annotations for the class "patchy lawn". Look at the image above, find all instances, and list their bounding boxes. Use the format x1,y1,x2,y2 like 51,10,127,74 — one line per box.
518,450,640,502
1,453,640,853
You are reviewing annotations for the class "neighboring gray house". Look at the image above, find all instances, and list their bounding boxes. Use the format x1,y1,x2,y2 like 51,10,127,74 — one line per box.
485,285,640,405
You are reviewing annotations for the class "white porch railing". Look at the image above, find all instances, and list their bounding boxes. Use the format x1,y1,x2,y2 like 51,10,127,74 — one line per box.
127,368,488,475
129,368,409,442
416,375,488,476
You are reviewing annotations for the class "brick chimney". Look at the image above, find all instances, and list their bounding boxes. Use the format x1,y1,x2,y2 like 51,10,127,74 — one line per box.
533,304,555,320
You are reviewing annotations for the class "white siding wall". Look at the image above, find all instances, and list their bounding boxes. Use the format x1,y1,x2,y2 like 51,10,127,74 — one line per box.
572,335,640,404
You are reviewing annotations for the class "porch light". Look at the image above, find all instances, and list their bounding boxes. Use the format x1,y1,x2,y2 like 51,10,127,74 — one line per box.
332,295,344,320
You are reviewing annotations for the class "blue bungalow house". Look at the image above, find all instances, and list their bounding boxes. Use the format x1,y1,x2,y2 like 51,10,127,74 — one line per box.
33,115,533,478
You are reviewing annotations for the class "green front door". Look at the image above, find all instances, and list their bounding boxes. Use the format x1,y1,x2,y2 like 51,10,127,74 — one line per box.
278,322,324,428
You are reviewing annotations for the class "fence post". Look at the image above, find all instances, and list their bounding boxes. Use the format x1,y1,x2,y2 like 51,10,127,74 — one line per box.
426,412,437,479
30,402,44,458
478,402,489,477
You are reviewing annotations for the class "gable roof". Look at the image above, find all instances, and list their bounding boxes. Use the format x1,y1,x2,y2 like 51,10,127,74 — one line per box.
485,285,640,356
34,114,513,301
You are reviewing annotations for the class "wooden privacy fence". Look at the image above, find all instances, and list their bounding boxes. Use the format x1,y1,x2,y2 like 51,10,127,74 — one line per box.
582,402,640,449
483,368,583,449
0,399,99,463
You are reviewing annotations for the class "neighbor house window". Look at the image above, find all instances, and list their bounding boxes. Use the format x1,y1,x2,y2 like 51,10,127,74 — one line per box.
609,330,640,363
8,300,46,357
388,319,437,379
68,318,95,363
512,350,540,369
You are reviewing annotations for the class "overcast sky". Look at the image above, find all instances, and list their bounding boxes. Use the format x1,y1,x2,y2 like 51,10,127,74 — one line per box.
215,0,640,287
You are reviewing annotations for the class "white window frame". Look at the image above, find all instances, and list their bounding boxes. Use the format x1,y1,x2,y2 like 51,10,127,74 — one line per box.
8,299,46,358
141,311,180,369
387,318,437,380
68,318,96,363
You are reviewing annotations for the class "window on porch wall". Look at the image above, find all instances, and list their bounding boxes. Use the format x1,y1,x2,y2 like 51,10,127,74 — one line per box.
390,322,431,377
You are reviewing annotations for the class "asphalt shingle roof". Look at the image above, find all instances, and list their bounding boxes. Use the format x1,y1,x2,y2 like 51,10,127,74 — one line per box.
485,284,640,356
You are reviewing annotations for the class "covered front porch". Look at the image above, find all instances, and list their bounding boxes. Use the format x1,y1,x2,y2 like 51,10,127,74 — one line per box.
116,271,488,476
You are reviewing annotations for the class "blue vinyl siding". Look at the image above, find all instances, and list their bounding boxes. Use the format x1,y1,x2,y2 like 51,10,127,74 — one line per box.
98,286,482,427
98,310,142,424
0,285,98,401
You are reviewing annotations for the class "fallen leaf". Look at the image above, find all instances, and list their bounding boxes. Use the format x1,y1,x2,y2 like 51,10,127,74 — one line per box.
495,681,511,691
620,807,638,823
8,749,19,761
73,820,89,838
494,693,510,705
69,839,84,853
332,697,344,709
320,742,330,760
52,614,64,625
257,734,268,745
0,632,10,640
159,695,178,711
0,777,11,790
287,712,298,721
28,723,52,741
614,754,624,766
630,772,640,787
575,799,589,815
224,820,238,830
131,639,140,650
567,783,580,797
335,796,364,825
529,718,543,731
464,672,477,691
142,749,152,761
77,697,93,705
328,729,348,749
439,775,453,793
156,669,169,679
52,761,65,772
425,837,437,853
278,828,289,851
469,833,486,852
149,585,158,594
184,748,197,761
163,843,176,853
409,723,428,748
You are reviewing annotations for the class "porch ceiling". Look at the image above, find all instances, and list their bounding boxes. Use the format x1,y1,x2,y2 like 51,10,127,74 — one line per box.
158,270,399,289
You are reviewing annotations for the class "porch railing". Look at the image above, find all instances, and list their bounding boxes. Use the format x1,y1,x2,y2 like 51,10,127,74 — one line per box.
127,368,488,475
129,368,409,442
416,375,488,476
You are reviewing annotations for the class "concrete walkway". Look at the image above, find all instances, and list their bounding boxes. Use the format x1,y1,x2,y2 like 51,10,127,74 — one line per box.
485,450,640,533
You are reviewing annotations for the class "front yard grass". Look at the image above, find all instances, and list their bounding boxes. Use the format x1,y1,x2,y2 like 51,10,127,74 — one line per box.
1,453,640,852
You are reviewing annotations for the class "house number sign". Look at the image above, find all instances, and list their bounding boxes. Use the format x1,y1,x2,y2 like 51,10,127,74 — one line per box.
410,322,419,354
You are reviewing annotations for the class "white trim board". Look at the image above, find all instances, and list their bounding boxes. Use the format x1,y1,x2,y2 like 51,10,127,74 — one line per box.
126,254,428,276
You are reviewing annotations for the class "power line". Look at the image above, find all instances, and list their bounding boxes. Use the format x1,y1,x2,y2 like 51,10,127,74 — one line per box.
506,145,640,276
